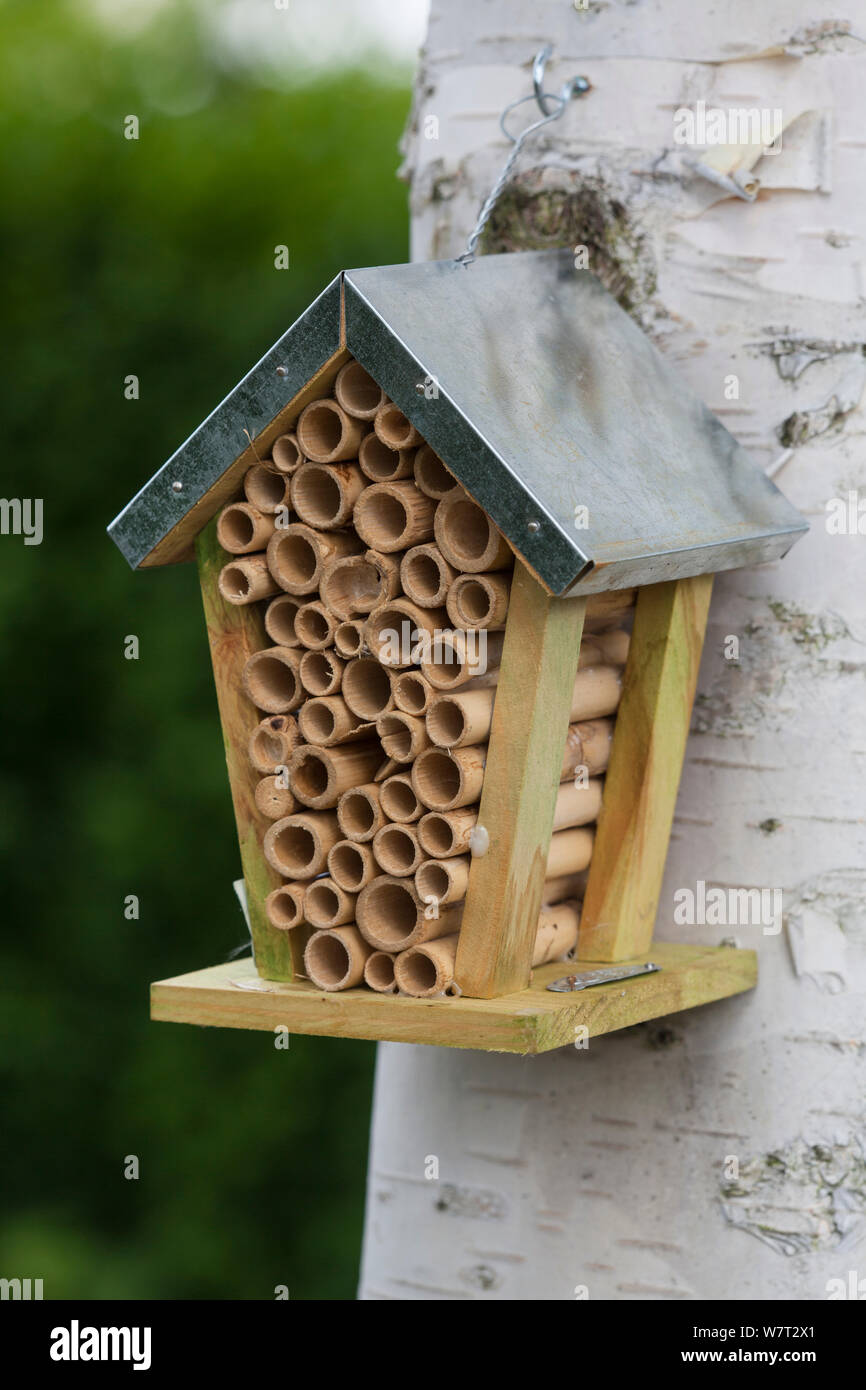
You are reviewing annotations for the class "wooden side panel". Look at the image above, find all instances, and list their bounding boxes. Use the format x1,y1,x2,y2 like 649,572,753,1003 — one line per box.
196,517,299,981
454,562,587,998
578,574,713,962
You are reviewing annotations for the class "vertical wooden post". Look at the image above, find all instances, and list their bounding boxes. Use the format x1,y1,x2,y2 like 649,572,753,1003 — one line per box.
578,574,713,962
196,517,299,981
454,562,587,998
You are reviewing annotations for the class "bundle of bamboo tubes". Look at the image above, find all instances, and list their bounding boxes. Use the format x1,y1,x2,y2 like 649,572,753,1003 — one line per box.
216,356,635,997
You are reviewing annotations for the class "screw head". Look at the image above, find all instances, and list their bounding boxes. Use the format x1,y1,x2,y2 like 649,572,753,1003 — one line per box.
275,365,289,378
171,480,183,493
527,519,540,534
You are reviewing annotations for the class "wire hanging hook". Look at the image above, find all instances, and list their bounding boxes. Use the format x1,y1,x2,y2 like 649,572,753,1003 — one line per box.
456,45,590,266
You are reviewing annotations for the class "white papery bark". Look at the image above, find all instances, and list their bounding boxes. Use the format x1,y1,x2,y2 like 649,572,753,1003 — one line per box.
360,0,866,1301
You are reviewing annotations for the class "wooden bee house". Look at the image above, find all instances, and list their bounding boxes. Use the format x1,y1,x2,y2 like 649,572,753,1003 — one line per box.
109,249,807,1053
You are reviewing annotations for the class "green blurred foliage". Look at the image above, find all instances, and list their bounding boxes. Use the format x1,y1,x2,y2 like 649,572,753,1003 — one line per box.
0,0,410,1299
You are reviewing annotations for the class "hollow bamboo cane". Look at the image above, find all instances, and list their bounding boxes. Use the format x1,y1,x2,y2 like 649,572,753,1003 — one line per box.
552,777,604,830
359,433,415,482
372,823,425,877
303,877,357,929
364,951,397,993
218,554,280,605
374,756,402,782
595,629,631,665
289,741,383,810
581,589,637,633
296,398,366,463
392,669,435,716
394,934,460,997
569,665,622,720
420,628,505,691
561,719,614,779
445,572,511,630
400,545,457,608
426,688,495,749
373,401,422,450
244,463,292,514
267,524,363,595
248,714,300,775
417,807,478,858
541,873,587,905
546,827,595,877
298,695,373,747
299,648,344,697
271,433,305,475
411,746,486,811
254,775,298,821
328,839,381,893
356,876,462,953
304,926,371,991
263,811,340,878
334,620,365,659
353,481,436,553
216,502,276,555
533,901,581,965
379,774,423,824
294,600,339,651
291,461,365,531
242,646,305,714
342,657,394,720
413,444,458,500
336,783,386,843
433,491,513,572
415,855,470,908
265,882,309,931
334,360,386,420
264,594,303,647
364,599,448,669
320,550,400,620
578,636,603,669
376,711,431,763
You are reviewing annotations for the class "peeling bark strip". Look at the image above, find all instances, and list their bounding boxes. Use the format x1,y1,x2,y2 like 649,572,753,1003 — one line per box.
360,0,866,1302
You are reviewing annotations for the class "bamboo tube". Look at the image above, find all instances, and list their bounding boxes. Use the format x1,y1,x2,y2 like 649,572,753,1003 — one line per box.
446,572,510,630
304,926,371,991
218,554,280,605
578,637,603,669
417,807,478,858
337,783,386,842
379,774,422,824
376,711,431,763
254,775,298,821
421,629,505,691
242,646,304,714
297,398,366,463
400,544,457,608
569,665,622,719
547,827,595,878
364,599,447,669
374,756,402,782
392,669,435,716
299,648,344,697
334,620,365,659
553,777,603,830
596,629,631,665
426,688,495,749
265,882,308,930
263,811,340,878
412,746,486,811
291,461,365,530
248,714,300,774
364,951,397,993
394,934,459,997
272,433,305,475
413,444,458,500
289,742,382,810
372,823,425,877
342,657,394,720
415,855,470,907
562,718,614,779
267,524,362,595
328,839,380,893
335,361,386,420
356,876,462,952
434,491,513,572
320,550,400,619
582,589,637,634
533,901,581,966
304,877,357,929
374,401,422,450
353,481,436,553
216,502,276,555
244,463,292,514
359,433,415,482
541,873,587,905
298,695,373,747
294,600,338,651
264,594,302,647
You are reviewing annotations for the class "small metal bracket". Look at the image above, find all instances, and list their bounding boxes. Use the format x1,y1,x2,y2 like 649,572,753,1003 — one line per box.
547,961,661,992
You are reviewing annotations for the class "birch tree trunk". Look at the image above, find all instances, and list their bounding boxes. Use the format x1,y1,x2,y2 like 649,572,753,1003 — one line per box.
360,0,866,1301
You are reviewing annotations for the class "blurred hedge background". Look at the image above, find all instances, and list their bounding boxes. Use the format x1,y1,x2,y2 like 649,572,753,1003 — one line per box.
0,0,413,1298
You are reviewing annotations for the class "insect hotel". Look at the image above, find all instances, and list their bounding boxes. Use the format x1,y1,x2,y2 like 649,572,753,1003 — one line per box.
109,250,806,1053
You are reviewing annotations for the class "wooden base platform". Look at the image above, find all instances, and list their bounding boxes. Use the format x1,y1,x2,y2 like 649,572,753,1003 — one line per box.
151,942,756,1055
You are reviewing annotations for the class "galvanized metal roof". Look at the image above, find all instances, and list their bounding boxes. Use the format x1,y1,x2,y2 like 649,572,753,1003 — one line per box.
108,249,807,594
